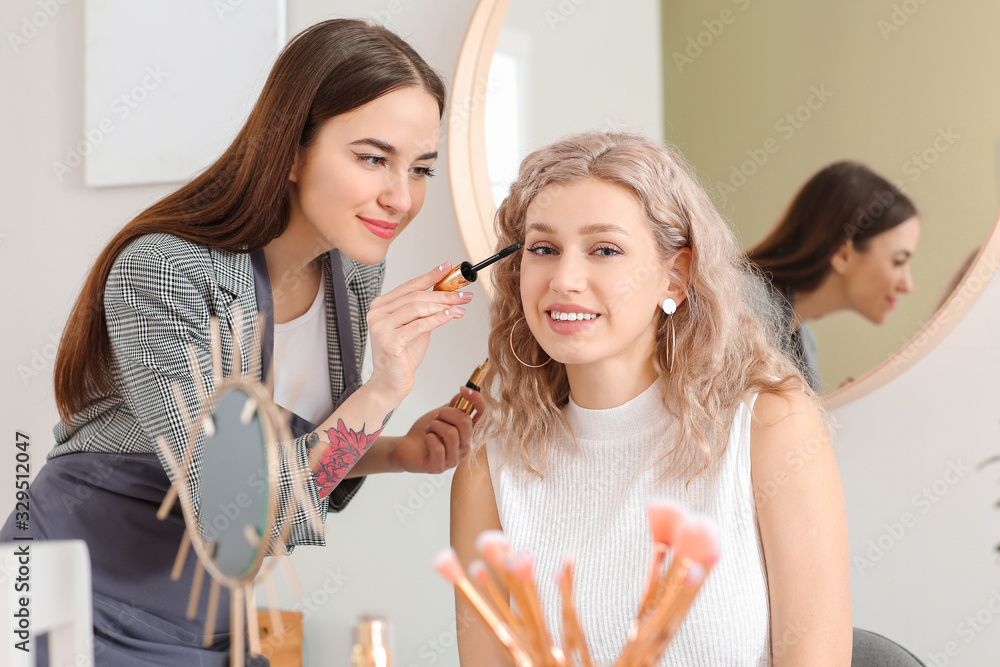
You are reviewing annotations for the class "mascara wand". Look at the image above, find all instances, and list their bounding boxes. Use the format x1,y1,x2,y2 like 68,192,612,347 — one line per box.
434,242,523,292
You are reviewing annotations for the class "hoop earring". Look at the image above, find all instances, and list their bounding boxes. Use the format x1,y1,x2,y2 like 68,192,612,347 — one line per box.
666,314,676,373
509,317,551,368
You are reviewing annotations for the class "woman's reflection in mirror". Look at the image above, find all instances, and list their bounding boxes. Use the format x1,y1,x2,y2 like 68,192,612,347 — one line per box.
746,162,920,391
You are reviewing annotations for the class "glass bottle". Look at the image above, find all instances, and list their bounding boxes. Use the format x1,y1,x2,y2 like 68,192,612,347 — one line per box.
351,615,391,667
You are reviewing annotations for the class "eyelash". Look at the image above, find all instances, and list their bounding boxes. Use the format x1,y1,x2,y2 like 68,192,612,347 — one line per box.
357,155,435,178
527,244,555,256
526,243,623,257
594,244,622,257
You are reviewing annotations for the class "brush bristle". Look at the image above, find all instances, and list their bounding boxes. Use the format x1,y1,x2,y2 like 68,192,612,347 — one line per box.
673,517,721,566
647,499,686,546
507,551,535,583
433,548,465,582
469,560,488,582
477,530,511,567
558,553,575,584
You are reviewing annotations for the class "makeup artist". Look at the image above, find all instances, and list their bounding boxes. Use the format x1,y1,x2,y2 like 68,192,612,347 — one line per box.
0,19,482,666
746,161,920,391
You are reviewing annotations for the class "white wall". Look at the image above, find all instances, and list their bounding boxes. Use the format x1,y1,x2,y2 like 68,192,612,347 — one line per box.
836,250,1000,666
3,1,999,666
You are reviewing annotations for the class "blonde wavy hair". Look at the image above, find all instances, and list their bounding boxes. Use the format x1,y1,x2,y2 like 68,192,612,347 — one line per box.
477,131,812,481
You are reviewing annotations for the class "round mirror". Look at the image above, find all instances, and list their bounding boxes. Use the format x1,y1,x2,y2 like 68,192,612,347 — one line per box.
198,383,275,580
449,0,1000,404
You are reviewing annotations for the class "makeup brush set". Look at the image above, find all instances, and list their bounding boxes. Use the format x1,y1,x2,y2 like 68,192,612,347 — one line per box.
435,499,720,666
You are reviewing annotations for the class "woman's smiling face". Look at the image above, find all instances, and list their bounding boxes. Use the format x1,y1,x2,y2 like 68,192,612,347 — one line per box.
836,215,920,325
520,177,683,377
286,86,441,265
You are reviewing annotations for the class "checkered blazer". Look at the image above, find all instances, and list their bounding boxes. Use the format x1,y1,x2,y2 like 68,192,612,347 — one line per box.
51,233,385,547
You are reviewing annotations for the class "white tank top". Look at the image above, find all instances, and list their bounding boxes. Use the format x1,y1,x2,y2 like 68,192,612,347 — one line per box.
486,380,771,666
272,270,333,425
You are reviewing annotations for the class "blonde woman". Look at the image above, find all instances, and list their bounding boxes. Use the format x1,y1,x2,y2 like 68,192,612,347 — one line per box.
451,132,851,665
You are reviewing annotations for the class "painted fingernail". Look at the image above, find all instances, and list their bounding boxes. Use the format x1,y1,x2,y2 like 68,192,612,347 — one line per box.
458,291,472,299
460,385,471,394
445,306,466,317
438,261,452,272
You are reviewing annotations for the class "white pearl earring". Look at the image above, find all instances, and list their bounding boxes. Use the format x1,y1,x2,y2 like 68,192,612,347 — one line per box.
661,298,677,315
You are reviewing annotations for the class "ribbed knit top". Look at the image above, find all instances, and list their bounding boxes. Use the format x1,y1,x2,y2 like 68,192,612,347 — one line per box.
486,380,771,666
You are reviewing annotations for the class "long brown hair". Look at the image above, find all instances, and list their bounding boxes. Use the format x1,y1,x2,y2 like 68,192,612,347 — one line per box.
478,132,805,481
746,161,917,295
55,19,446,420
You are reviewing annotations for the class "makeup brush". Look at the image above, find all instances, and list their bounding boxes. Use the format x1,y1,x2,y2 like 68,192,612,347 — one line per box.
476,532,557,664
618,517,721,665
557,555,594,667
637,545,719,661
433,242,522,291
507,551,557,662
476,530,517,592
439,516,718,666
469,559,523,639
433,548,534,666
637,500,686,620
623,500,686,649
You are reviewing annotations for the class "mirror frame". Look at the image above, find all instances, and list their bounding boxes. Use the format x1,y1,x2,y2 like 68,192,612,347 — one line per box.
447,0,1000,408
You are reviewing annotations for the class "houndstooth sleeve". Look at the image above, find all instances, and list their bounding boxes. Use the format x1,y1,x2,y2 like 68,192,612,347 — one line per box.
104,236,224,531
105,235,334,548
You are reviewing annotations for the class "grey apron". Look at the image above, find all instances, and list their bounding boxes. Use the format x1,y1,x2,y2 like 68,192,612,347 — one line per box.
0,249,363,666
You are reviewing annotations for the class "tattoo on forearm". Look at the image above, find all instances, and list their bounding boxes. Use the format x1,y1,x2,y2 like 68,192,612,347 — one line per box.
310,411,393,497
